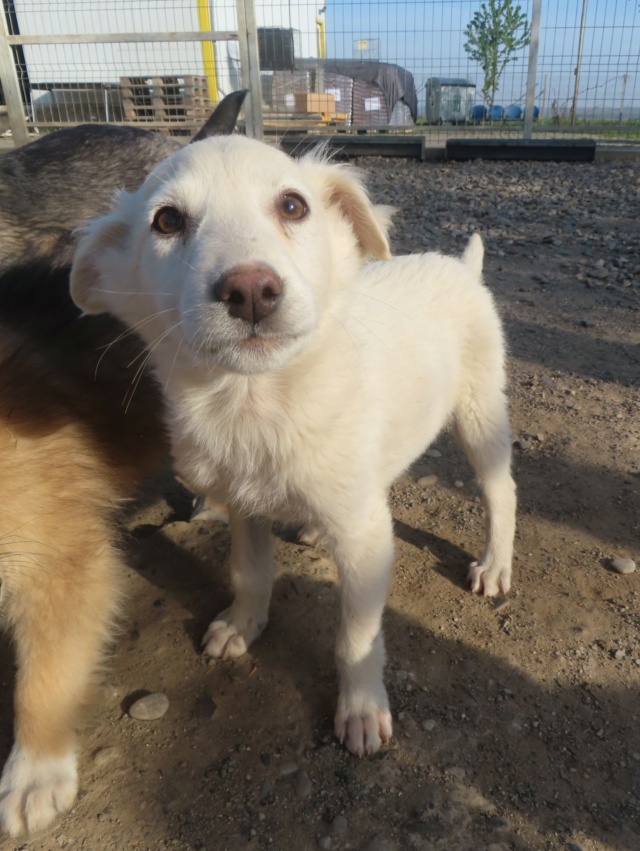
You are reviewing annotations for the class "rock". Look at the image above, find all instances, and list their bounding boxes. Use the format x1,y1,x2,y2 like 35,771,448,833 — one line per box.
425,448,442,458
280,762,298,776
422,719,437,732
319,838,331,850
515,438,531,450
259,779,274,802
330,815,347,836
588,267,609,280
454,480,464,488
128,692,169,721
295,770,312,798
92,746,118,768
417,475,438,488
362,840,395,851
613,649,626,660
610,557,636,575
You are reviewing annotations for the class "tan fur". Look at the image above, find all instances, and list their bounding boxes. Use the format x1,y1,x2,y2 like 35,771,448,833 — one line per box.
0,272,168,836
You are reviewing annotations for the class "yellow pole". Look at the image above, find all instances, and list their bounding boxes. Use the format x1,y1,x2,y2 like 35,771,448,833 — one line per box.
316,15,326,59
197,0,218,103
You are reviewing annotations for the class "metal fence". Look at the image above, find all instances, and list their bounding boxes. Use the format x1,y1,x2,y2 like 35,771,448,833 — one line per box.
0,0,638,147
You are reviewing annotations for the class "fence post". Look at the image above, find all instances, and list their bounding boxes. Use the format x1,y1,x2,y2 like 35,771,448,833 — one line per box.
236,0,263,140
0,16,28,146
523,0,542,140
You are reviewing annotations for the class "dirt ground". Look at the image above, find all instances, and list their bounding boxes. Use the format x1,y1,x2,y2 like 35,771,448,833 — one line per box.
1,154,639,851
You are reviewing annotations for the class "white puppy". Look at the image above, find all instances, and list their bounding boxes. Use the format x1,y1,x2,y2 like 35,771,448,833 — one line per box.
71,136,516,756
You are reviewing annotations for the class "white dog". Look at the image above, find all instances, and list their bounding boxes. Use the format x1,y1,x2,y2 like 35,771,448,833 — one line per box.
71,136,516,756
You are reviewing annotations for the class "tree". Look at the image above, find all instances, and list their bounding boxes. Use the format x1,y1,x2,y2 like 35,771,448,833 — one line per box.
464,0,531,108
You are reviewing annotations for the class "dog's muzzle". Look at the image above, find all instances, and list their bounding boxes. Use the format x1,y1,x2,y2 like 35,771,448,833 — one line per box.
211,263,283,326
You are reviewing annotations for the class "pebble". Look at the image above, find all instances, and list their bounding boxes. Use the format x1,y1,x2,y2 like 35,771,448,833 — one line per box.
515,437,532,450
280,762,298,776
363,840,395,851
92,746,118,768
613,649,626,660
330,815,347,836
588,267,609,280
259,779,273,802
610,557,636,575
422,719,437,732
319,838,331,850
454,480,464,488
417,474,438,487
128,692,169,721
295,770,312,798
425,448,442,458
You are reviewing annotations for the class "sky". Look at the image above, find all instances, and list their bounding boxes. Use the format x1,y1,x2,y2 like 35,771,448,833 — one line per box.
323,0,640,117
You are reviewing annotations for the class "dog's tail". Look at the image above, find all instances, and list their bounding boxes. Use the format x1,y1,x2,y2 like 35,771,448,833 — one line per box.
462,233,484,276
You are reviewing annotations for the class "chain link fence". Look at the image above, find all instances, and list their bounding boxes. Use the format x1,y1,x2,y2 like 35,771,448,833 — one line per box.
0,0,638,147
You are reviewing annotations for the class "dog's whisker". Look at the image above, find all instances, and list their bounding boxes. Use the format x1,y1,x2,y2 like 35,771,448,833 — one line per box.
95,308,177,378
164,339,183,393
123,319,183,412
351,290,414,320
89,289,176,296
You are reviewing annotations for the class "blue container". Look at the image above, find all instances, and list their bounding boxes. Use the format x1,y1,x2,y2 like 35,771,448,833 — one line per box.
504,104,522,121
488,104,504,121
470,104,487,122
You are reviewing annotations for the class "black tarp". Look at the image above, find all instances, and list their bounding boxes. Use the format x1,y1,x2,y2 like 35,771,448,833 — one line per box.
295,59,418,121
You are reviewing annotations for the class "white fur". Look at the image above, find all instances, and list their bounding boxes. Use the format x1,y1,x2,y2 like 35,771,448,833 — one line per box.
71,136,516,756
0,743,77,836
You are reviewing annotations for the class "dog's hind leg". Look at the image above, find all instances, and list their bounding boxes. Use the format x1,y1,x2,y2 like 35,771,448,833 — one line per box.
453,377,516,597
0,537,120,837
202,512,275,659
328,494,394,757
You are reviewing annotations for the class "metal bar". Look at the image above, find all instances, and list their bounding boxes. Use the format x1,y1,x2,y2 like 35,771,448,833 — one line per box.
6,32,238,45
236,0,263,140
0,15,28,145
27,121,206,130
523,0,542,139
570,0,588,126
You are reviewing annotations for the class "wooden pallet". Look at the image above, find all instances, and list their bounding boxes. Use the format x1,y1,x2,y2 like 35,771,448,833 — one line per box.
120,76,210,125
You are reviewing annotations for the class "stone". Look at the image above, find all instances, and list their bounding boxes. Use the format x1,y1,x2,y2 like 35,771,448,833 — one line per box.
295,770,312,798
128,693,169,721
610,557,636,575
330,814,347,836
417,475,438,488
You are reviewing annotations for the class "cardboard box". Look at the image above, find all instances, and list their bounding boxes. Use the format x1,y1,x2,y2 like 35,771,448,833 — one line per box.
294,92,336,114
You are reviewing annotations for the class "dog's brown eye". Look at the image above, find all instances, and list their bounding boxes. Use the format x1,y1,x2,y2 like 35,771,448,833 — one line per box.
278,193,308,222
152,206,186,236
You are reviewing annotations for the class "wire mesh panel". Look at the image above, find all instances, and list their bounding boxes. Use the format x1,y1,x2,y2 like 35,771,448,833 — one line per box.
0,0,240,137
254,0,640,145
0,1,638,145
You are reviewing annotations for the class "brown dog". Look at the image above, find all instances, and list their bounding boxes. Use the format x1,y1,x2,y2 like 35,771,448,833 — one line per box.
0,92,245,836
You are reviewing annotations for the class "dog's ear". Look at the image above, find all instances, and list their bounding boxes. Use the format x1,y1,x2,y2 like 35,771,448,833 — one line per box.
321,165,393,260
70,213,130,314
191,90,247,142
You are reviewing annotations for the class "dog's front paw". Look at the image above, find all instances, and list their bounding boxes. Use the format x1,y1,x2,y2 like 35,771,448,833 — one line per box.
468,560,511,596
334,697,393,756
201,606,267,659
0,744,77,836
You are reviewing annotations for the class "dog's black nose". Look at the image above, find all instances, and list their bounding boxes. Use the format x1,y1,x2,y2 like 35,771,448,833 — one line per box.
211,264,283,325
